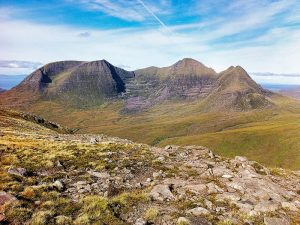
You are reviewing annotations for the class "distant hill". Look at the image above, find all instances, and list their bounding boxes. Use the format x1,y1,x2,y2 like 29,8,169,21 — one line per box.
0,88,6,93
0,74,26,90
0,60,134,107
280,86,300,99
0,58,273,111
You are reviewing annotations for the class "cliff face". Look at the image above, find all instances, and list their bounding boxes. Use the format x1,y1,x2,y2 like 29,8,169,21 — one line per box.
0,60,135,107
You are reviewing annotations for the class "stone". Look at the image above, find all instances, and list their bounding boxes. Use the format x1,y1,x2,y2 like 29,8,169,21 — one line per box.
0,191,17,205
281,202,298,211
187,207,210,216
177,217,190,225
90,137,98,144
88,171,110,179
263,217,290,225
254,202,279,213
7,167,26,177
208,150,215,159
204,199,213,210
150,184,175,201
53,180,64,191
135,218,146,225
216,193,241,202
184,184,207,195
235,156,248,162
153,172,161,179
222,174,233,179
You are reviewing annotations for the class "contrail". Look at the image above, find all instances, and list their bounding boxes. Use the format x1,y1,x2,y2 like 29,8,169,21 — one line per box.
136,0,171,32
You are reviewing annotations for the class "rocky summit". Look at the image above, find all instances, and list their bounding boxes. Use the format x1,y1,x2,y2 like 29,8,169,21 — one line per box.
0,109,299,224
0,58,273,111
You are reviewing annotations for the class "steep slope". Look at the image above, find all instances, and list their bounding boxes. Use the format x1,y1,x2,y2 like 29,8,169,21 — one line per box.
0,110,299,224
124,58,218,111
0,108,72,134
0,60,134,108
203,66,273,111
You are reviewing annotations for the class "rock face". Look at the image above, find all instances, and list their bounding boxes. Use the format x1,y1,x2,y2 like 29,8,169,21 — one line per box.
0,111,299,225
0,58,274,111
0,60,134,107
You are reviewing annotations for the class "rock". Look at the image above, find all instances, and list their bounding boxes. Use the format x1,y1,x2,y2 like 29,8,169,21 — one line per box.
184,184,207,195
204,199,213,210
263,217,290,225
0,191,17,205
254,202,279,213
88,171,110,179
53,180,64,191
135,218,146,225
7,167,26,177
235,156,248,162
281,202,298,211
56,160,64,168
222,174,233,179
146,178,152,182
177,217,190,225
153,172,161,179
90,137,98,144
187,207,210,216
208,150,215,159
216,193,241,202
206,182,223,194
150,184,174,201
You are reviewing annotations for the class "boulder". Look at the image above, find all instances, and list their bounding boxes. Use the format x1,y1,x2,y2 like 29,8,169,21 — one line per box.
8,167,26,177
187,207,210,216
150,184,174,201
263,217,290,225
53,180,64,191
0,191,17,205
177,217,190,225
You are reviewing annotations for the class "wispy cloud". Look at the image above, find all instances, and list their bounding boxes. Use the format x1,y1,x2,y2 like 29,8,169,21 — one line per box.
74,0,170,22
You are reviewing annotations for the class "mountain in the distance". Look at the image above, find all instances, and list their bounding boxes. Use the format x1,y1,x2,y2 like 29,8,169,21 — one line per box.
280,86,300,99
0,58,274,111
0,88,6,93
0,60,134,107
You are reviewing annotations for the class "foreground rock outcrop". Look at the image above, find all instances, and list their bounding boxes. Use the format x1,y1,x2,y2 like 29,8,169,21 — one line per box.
0,124,299,224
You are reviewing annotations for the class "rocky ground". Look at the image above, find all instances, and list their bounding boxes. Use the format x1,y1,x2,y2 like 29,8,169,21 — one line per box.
0,124,299,225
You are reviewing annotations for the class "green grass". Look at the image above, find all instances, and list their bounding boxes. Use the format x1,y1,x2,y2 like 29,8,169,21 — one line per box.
25,96,300,169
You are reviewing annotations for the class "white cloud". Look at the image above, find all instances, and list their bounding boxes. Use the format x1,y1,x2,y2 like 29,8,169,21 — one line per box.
0,6,300,85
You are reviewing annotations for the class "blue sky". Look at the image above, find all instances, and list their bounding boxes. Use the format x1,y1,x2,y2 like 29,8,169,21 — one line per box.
0,0,300,84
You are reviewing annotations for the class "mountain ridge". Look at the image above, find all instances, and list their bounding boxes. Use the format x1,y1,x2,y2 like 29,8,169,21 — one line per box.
0,58,275,111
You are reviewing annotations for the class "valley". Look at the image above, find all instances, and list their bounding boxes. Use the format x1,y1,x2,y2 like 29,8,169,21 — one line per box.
1,58,299,170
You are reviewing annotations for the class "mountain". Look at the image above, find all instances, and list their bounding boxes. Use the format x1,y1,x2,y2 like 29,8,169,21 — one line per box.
1,59,299,170
0,60,134,107
0,108,299,224
203,66,273,111
0,88,6,93
0,74,26,90
0,58,273,111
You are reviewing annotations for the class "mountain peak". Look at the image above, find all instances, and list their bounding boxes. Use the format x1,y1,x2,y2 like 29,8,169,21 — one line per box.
173,58,206,68
169,58,217,77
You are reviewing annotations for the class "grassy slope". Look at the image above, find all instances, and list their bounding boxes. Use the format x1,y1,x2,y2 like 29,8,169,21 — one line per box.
28,96,300,170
